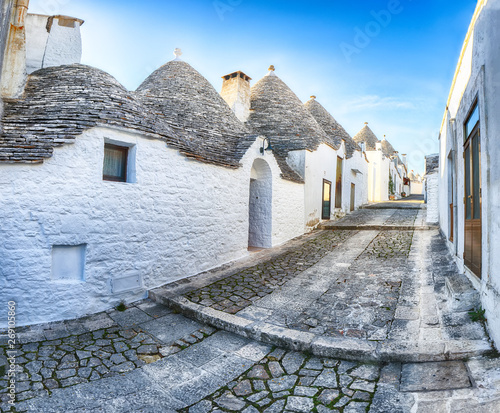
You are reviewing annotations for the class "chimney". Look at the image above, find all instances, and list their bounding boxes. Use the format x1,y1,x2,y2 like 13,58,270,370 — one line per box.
221,71,251,123
1,0,30,98
402,154,408,169
25,14,84,74
376,142,382,151
360,142,366,152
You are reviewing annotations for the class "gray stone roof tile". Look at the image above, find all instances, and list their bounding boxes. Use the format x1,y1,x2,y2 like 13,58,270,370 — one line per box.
136,60,255,167
381,138,397,157
304,98,361,158
244,70,328,182
0,64,182,164
1,62,257,168
353,123,380,151
425,154,439,175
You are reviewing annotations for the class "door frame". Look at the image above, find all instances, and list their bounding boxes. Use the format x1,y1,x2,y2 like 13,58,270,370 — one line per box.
350,183,355,212
322,179,332,220
335,156,343,209
463,99,482,278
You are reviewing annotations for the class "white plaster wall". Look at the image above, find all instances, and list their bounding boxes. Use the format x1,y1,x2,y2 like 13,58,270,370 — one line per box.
303,144,338,228
437,0,500,348
0,128,304,327
425,174,439,224
365,151,389,202
410,182,423,195
343,150,369,211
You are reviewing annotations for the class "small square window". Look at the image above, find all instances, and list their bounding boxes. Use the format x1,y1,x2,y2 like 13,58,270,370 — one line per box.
103,143,128,182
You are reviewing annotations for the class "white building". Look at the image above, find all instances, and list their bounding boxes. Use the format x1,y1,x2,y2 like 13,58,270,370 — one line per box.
353,123,406,201
0,1,369,327
435,0,500,349
424,154,439,224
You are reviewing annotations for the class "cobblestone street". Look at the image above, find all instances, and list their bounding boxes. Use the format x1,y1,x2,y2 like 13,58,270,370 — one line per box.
1,205,499,412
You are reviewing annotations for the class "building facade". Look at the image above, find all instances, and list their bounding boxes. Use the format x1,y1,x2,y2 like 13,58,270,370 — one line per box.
0,1,370,327
436,0,500,349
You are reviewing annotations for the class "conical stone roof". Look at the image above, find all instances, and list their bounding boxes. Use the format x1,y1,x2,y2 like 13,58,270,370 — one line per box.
245,69,328,182
304,98,361,159
353,123,380,151
381,137,397,157
0,64,179,163
136,59,254,167
246,69,327,153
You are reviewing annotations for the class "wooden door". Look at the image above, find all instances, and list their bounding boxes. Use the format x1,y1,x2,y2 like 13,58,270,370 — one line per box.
322,180,332,220
464,104,481,277
350,183,355,212
335,157,343,209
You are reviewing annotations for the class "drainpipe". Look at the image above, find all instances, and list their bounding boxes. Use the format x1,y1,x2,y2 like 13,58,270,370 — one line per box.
1,0,30,98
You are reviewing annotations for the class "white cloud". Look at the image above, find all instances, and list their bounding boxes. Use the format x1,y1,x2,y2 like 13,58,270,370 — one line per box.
342,95,418,111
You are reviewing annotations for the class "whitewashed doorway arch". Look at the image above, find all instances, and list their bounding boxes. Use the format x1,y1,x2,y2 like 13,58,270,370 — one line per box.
248,158,272,248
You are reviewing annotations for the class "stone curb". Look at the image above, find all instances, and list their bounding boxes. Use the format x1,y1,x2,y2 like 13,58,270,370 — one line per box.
318,225,438,231
149,292,494,363
360,204,424,210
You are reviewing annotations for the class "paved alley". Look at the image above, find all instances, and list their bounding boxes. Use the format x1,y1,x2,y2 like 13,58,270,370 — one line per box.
1,204,500,412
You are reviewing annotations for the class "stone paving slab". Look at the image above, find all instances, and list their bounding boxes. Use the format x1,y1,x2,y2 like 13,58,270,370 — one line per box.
0,300,220,412
3,205,499,412
370,357,500,413
319,207,436,230
0,305,498,413
152,209,493,363
400,361,471,392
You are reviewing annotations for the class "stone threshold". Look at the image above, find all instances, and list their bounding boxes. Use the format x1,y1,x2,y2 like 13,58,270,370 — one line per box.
360,205,424,210
318,224,438,231
149,291,494,363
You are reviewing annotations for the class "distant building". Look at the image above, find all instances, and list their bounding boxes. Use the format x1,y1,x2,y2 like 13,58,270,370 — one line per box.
353,123,407,201
424,154,439,224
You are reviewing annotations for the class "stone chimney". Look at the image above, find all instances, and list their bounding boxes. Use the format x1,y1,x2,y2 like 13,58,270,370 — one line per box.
376,142,382,151
221,71,251,123
360,142,366,152
25,14,84,74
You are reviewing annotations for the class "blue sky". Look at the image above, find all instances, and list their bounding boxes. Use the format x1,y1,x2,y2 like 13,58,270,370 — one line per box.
29,0,478,174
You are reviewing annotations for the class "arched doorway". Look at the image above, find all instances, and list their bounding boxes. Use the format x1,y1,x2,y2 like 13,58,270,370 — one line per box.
248,158,272,248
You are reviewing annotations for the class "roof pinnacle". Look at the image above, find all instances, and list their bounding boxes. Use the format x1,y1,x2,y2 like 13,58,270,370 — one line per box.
310,95,316,100
173,48,183,61
266,65,277,77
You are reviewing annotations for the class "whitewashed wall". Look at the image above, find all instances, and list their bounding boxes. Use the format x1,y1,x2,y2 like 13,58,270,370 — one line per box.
425,174,439,224
366,151,389,202
303,144,339,229
0,127,304,327
343,150,369,211
437,1,500,349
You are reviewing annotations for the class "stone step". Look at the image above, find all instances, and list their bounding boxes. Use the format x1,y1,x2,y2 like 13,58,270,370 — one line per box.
149,291,494,363
445,273,481,312
318,224,438,231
